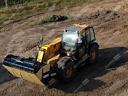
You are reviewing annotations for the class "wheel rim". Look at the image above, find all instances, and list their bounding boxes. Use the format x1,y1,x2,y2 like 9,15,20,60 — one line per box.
66,64,73,78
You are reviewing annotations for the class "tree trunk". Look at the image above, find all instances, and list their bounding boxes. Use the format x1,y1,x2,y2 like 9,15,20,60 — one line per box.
4,0,8,8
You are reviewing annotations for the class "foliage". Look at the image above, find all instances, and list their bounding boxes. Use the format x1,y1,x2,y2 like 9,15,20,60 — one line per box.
0,0,96,25
31,15,68,27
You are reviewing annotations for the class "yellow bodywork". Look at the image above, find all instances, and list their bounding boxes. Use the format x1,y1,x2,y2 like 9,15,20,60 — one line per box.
3,37,61,85
37,37,61,64
37,51,44,63
3,65,44,85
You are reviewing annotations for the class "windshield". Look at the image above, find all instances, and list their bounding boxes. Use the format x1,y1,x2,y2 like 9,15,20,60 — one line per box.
62,31,78,46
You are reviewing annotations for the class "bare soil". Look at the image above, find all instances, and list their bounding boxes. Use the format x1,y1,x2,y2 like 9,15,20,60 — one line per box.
0,0,128,96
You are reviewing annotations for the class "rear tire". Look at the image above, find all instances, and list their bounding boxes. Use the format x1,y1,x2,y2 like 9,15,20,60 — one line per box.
88,46,98,64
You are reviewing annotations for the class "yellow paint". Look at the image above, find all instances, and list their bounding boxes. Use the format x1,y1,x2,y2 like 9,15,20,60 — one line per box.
47,54,60,65
37,37,61,63
37,51,44,63
3,65,44,86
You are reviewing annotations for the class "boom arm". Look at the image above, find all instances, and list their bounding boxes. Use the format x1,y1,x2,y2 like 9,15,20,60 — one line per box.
36,37,61,64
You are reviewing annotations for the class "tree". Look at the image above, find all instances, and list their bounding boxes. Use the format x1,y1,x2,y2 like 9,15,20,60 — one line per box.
4,0,8,8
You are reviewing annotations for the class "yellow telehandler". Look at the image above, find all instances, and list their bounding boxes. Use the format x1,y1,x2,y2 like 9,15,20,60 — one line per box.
3,24,99,85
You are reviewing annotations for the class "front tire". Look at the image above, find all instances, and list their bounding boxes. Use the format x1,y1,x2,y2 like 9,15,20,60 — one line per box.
57,58,75,82
42,72,51,85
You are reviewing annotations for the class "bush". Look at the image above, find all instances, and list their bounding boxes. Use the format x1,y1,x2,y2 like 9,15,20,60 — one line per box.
39,15,68,25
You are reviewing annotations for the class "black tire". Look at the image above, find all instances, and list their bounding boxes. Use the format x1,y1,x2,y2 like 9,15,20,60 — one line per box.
57,58,75,83
42,72,51,85
88,46,98,64
42,77,51,85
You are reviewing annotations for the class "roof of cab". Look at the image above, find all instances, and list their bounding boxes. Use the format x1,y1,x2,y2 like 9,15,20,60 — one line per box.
65,24,91,33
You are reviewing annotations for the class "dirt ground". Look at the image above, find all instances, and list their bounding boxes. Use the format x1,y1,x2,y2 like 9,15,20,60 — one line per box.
0,0,128,96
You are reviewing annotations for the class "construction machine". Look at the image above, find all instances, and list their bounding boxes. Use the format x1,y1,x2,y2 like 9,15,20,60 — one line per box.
3,24,99,85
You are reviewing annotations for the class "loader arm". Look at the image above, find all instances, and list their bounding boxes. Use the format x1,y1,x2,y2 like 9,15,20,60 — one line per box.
3,37,61,85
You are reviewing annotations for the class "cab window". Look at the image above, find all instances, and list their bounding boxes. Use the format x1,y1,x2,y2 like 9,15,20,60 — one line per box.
89,27,95,41
85,29,91,42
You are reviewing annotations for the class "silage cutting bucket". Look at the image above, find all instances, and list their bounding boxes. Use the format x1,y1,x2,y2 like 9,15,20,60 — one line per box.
3,55,45,85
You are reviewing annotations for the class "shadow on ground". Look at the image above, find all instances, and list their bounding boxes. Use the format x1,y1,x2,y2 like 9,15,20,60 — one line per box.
0,64,16,84
0,47,127,93
52,47,128,93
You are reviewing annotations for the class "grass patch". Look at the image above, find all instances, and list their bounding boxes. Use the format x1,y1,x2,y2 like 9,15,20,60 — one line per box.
0,17,7,25
0,0,97,25
0,13,12,25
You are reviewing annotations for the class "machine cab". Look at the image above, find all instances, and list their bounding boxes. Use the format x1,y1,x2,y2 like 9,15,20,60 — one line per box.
62,24,96,56
62,26,79,51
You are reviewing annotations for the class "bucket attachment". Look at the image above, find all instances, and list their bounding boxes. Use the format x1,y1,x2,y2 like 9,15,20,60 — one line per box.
3,54,44,86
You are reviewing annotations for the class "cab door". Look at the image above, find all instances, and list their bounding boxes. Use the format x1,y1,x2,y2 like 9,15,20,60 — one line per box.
84,27,96,53
78,30,86,58
85,27,96,43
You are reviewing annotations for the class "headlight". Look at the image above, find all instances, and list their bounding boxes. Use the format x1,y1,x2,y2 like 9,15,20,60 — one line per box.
67,53,70,56
67,52,71,56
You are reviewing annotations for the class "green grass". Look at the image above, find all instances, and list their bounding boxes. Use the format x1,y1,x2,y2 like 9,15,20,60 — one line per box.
0,0,96,25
